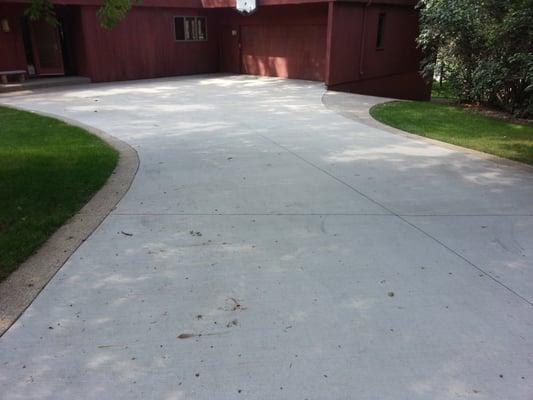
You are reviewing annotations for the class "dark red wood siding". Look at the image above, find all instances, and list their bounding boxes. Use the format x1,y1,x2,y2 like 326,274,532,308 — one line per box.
325,2,430,100
325,2,363,86
217,4,328,82
78,6,219,82
0,0,429,100
0,3,27,71
240,24,326,81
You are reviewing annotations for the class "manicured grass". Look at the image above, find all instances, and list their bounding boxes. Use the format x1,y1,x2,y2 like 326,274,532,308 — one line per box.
370,101,533,165
0,106,118,281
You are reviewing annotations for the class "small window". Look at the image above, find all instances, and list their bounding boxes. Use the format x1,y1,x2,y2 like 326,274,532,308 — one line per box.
174,16,207,41
376,13,386,49
196,17,206,40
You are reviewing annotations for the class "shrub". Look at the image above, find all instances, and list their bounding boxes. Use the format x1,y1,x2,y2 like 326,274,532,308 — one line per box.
418,0,533,117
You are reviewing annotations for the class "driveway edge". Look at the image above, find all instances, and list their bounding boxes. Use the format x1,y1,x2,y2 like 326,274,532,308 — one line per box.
322,91,533,173
0,109,139,336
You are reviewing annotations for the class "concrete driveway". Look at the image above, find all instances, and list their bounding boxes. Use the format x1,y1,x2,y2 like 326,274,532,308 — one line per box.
1,75,532,399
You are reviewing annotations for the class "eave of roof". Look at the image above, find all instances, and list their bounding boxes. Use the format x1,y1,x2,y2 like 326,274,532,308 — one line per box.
0,0,418,8
202,0,418,7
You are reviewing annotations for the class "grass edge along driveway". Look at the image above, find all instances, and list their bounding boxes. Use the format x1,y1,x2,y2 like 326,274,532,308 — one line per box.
0,106,118,282
370,101,533,166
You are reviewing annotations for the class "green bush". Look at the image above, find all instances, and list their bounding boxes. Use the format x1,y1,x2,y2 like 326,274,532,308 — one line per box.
418,0,533,117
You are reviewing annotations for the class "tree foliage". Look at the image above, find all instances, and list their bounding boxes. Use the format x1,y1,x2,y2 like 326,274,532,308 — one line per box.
26,0,139,29
97,0,141,29
417,0,533,117
25,0,58,26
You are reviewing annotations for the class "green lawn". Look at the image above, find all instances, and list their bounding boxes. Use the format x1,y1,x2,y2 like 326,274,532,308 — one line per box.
370,101,533,165
0,106,118,281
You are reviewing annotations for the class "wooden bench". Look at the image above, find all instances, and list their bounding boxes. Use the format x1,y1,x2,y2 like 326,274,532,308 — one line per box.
0,70,26,85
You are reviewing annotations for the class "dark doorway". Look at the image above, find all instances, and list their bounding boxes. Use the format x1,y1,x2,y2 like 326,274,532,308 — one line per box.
220,26,241,74
56,6,82,76
19,6,81,78
28,20,65,75
19,17,34,73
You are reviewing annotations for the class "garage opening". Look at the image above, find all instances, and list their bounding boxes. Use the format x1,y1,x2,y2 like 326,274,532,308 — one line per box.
219,4,328,82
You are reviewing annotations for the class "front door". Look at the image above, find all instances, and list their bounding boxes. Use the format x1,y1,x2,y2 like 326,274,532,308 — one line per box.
29,20,64,76
220,26,241,74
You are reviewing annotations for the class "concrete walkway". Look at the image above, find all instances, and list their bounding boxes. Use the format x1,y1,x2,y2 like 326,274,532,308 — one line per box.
1,75,532,399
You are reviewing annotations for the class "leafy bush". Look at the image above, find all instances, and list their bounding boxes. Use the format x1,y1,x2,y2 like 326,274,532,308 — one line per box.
418,0,533,117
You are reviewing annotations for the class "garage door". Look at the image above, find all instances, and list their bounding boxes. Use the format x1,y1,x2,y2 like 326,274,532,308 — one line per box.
240,24,326,82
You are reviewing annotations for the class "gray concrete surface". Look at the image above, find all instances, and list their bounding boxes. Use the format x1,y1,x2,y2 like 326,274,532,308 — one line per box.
0,75,532,399
0,76,90,94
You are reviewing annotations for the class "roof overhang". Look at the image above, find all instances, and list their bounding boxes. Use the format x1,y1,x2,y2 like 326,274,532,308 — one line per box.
0,0,418,9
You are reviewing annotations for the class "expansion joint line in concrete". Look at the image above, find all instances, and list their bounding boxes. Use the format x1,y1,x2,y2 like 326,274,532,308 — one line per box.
110,213,533,217
257,133,533,308
111,213,392,216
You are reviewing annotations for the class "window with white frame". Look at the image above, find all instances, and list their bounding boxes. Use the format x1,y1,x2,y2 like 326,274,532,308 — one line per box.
174,16,207,41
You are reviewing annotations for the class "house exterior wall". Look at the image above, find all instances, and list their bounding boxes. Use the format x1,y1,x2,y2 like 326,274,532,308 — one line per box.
216,4,328,81
325,1,430,100
0,0,429,100
77,6,219,82
0,3,27,71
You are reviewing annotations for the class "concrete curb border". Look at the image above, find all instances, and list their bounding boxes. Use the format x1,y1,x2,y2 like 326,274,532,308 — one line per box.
0,108,139,336
322,91,533,173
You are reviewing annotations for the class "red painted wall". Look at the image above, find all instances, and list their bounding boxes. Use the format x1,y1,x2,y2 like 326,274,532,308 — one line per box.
0,3,27,71
325,2,362,85
0,0,418,8
240,24,326,81
78,6,219,82
216,4,328,81
204,0,419,7
326,2,430,100
1,0,429,100
0,0,205,8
